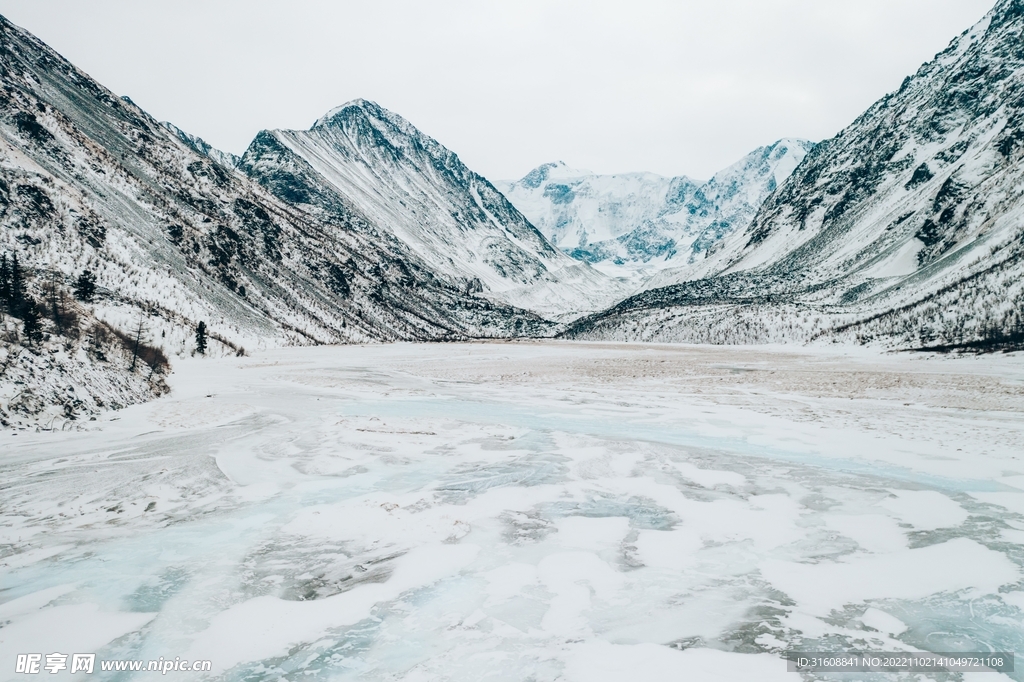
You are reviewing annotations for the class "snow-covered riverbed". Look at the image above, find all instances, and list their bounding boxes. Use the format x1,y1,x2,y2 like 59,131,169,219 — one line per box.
2,342,1024,681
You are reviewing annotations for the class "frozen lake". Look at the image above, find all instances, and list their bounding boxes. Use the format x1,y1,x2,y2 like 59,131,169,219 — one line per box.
2,342,1024,681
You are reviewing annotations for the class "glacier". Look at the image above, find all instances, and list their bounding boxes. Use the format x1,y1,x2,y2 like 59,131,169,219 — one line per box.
497,140,815,284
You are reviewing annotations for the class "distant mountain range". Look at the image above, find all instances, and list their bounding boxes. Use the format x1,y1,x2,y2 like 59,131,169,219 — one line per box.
2,0,1023,426
497,139,814,282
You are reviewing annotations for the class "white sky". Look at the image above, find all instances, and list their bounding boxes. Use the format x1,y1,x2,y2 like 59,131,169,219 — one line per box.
0,0,996,181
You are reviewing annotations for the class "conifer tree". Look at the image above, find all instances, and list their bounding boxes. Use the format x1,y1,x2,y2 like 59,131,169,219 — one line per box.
195,321,207,355
21,298,42,343
8,254,26,317
73,269,97,303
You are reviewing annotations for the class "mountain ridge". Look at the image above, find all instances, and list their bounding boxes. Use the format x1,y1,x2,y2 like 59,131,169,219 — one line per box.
563,0,1024,350
160,120,241,169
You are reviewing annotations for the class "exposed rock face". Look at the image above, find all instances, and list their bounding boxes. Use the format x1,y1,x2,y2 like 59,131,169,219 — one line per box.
565,0,1024,350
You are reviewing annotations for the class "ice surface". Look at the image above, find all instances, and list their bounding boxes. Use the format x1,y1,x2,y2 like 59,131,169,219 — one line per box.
186,545,480,673
879,490,969,531
971,492,1024,516
1,342,1023,681
761,538,1018,616
0,603,155,669
860,607,909,637
822,514,908,553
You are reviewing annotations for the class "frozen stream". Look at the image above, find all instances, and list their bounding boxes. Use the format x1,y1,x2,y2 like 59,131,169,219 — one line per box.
2,342,1024,681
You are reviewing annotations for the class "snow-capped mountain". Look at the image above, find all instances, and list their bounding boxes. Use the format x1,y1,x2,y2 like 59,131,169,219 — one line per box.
238,100,624,317
0,14,553,424
497,162,682,255
565,0,1024,350
498,140,814,281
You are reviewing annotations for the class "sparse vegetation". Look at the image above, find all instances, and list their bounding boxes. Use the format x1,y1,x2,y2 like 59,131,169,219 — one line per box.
107,321,170,375
0,251,171,427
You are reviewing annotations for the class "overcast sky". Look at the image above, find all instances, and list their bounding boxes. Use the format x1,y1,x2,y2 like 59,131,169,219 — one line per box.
0,0,996,180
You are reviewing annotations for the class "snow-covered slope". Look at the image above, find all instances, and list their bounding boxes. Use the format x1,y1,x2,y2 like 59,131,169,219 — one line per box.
498,140,814,282
238,101,624,318
0,14,552,425
566,0,1024,351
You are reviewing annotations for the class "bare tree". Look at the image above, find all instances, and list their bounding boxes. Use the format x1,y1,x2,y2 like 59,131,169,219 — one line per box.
46,270,65,336
129,313,149,371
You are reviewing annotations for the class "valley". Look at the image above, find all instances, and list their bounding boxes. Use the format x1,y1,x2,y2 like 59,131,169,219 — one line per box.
1,1,1024,678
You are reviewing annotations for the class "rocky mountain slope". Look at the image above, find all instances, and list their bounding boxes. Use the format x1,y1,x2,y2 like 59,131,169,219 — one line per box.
161,121,240,169
0,14,557,426
566,0,1024,351
498,140,814,282
238,100,622,317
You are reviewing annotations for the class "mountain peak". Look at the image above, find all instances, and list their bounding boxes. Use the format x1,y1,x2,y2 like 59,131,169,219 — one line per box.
518,162,565,188
307,99,436,160
767,137,815,153
515,161,599,189
312,99,401,130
